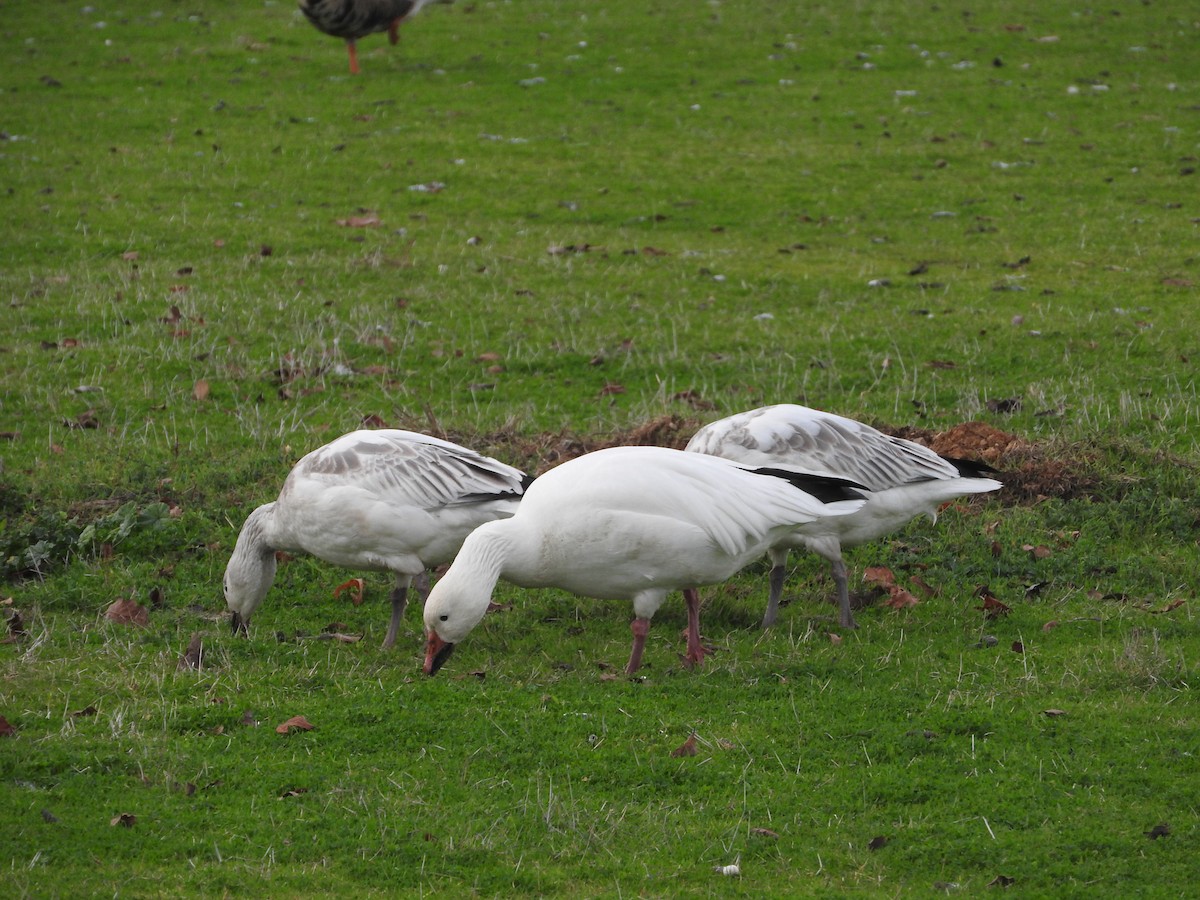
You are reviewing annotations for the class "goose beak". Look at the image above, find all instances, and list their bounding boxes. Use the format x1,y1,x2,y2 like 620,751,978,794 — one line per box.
231,611,248,636
424,631,455,675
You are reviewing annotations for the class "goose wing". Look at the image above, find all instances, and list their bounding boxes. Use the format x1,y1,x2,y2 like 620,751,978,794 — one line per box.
687,404,960,491
288,429,528,511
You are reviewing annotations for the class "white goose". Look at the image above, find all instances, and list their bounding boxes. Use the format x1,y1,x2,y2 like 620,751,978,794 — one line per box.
421,445,867,675
685,404,1003,629
224,429,530,648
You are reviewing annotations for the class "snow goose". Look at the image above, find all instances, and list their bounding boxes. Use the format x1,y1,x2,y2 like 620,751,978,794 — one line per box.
224,429,530,648
421,445,867,676
299,0,437,75
685,404,1003,629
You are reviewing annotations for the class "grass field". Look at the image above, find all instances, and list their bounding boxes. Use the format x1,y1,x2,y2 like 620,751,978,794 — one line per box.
2,1,1198,895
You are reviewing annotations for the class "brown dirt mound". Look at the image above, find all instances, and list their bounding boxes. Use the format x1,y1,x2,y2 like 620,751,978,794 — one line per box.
890,420,1102,504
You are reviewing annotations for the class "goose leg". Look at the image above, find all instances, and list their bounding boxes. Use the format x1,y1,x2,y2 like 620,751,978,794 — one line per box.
388,17,401,45
626,617,650,674
382,574,414,650
683,588,712,667
832,558,857,629
412,570,431,604
346,40,361,75
762,554,789,629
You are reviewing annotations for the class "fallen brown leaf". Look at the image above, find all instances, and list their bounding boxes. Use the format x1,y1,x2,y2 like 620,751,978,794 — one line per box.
671,733,698,757
275,715,315,734
192,379,210,401
863,566,897,589
883,586,920,610
332,578,365,606
1144,823,1171,839
336,213,381,228
110,813,137,827
105,598,149,626
976,588,1012,619
178,633,204,670
0,715,15,737
1151,599,1185,614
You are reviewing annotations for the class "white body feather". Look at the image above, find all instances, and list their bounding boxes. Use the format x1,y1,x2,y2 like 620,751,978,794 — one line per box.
422,445,865,673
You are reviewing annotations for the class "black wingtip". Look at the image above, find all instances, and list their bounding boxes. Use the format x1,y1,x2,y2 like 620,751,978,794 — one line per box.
942,456,1003,479
748,467,868,503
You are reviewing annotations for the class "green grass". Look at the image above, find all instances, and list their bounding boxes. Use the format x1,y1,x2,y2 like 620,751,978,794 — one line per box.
2,0,1198,895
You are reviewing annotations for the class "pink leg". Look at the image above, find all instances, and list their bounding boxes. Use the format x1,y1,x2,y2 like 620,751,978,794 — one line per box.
626,617,650,674
683,588,712,667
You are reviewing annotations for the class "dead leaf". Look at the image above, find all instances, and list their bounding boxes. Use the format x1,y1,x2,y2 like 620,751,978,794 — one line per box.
70,705,97,718
239,710,259,727
336,213,381,228
976,588,1012,619
1011,641,1024,654
333,578,365,606
110,813,137,827
178,633,203,670
988,874,1016,887
275,715,315,734
192,379,210,401
122,251,140,261
279,787,309,798
1042,620,1059,632
1022,544,1052,560
828,632,843,645
105,598,149,626
160,305,183,324
868,835,889,851
598,383,626,396
863,566,897,589
883,586,920,610
671,733,698,757
1043,708,1066,718
751,827,780,839
65,409,101,430
1144,823,1171,839
1151,599,1185,614
0,715,15,737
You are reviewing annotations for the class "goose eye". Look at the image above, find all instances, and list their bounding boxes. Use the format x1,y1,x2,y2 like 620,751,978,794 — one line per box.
439,614,449,622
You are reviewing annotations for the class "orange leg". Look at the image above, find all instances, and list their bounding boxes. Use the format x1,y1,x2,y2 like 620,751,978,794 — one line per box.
388,17,401,45
683,588,712,667
346,40,361,75
626,617,650,674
